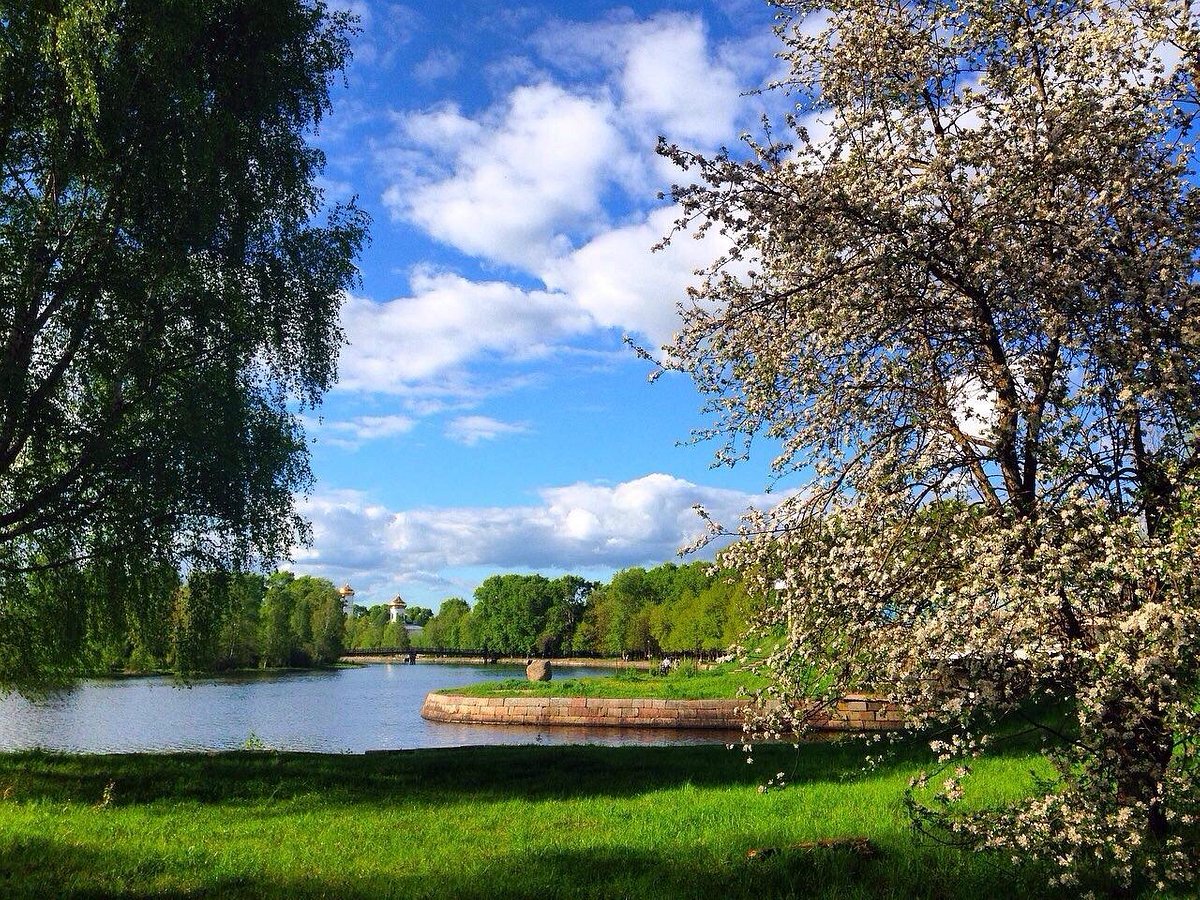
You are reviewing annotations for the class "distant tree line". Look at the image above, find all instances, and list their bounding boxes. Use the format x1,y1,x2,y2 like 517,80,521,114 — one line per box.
94,560,756,671
401,562,755,658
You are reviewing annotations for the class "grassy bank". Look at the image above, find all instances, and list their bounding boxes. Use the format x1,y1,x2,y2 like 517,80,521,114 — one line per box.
444,661,769,700
0,736,1080,899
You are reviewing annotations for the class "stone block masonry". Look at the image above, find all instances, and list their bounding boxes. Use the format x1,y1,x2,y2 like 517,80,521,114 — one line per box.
420,692,903,731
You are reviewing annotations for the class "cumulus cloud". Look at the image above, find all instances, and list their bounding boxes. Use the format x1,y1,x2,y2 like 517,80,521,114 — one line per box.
357,9,776,369
292,489,396,574
540,204,737,349
333,215,717,394
337,269,594,393
335,206,735,396
385,83,625,269
618,16,743,146
445,415,530,446
535,12,752,147
378,11,765,272
330,9,779,419
292,473,778,601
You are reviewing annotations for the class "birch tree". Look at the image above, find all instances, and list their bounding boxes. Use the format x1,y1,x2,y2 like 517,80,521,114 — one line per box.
0,0,366,684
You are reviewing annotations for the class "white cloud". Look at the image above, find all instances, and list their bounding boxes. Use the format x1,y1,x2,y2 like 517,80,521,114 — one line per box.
395,103,483,151
540,204,735,349
618,15,743,146
337,205,735,395
378,11,769,277
445,415,530,446
535,13,751,147
306,413,417,449
293,489,396,573
292,474,777,602
413,47,462,82
337,269,594,393
342,9,775,398
386,83,625,269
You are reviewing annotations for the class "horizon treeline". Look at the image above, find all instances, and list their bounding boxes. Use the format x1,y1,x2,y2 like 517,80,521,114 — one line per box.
349,561,757,658
96,560,757,673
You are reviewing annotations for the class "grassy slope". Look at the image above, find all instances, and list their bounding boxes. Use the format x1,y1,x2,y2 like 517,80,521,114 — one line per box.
0,737,1074,899
443,664,769,700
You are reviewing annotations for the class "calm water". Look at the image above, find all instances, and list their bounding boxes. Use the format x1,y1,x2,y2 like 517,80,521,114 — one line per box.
0,663,740,753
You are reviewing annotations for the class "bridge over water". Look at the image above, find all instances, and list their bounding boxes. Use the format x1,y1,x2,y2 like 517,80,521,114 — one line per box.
341,647,616,661
340,647,722,663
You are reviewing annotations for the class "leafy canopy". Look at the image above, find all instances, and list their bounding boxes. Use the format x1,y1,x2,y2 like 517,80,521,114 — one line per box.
0,0,367,684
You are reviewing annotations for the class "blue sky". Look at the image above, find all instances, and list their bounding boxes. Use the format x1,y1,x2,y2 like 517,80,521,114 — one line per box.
292,0,794,607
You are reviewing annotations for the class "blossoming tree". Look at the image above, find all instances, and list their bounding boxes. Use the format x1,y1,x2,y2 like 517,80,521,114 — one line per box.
660,0,1200,888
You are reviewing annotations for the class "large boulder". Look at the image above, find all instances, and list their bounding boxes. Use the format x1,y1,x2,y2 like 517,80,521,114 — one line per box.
526,659,552,682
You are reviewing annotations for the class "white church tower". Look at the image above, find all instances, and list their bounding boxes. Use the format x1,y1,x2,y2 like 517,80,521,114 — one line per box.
388,594,407,624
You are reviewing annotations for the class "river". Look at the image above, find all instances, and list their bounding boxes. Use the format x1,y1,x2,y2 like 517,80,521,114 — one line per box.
0,662,740,753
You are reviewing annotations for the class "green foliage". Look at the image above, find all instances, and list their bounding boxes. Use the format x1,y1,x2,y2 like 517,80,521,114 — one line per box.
468,573,593,655
214,575,267,671
413,597,474,649
576,562,748,657
345,603,388,650
239,732,270,752
342,601,414,651
403,605,433,627
409,562,754,658
92,569,344,672
0,0,367,687
381,620,410,650
257,572,345,667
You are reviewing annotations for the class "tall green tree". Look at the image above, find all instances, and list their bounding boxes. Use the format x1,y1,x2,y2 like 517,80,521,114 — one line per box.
347,604,388,650
292,575,344,665
662,0,1200,887
597,567,664,656
535,575,593,656
380,619,409,651
212,574,267,671
415,597,473,649
257,572,297,668
0,0,367,686
472,574,559,655
176,570,268,672
255,571,342,666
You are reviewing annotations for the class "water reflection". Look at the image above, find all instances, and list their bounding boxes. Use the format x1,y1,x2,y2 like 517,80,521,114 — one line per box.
0,663,741,754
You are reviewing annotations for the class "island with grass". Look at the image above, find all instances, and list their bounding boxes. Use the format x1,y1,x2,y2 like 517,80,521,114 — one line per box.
421,661,905,732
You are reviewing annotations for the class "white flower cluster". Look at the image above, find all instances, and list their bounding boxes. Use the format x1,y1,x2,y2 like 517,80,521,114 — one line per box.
733,499,1200,888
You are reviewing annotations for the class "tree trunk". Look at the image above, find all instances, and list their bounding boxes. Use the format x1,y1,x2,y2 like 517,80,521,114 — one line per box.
1105,695,1174,841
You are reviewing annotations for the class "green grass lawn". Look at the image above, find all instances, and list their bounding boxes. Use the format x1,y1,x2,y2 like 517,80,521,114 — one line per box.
444,661,770,700
0,735,1077,899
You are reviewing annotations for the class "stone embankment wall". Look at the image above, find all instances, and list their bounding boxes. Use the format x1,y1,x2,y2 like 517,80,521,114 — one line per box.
420,692,903,731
